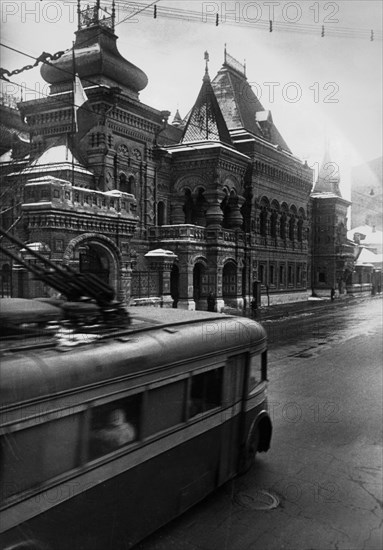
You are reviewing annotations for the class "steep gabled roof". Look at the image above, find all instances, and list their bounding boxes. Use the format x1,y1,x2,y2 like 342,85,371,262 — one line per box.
211,54,291,153
181,68,233,147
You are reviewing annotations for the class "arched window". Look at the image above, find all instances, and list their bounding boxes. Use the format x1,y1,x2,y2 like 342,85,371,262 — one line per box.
270,211,278,238
297,219,303,242
157,201,166,226
280,213,287,240
119,173,127,192
289,216,295,241
127,176,135,194
183,189,194,224
195,188,208,226
260,208,267,236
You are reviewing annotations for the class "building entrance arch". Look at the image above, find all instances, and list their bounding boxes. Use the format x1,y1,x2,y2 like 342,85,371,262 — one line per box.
64,234,121,296
170,264,180,308
193,261,207,310
222,262,237,307
79,243,111,285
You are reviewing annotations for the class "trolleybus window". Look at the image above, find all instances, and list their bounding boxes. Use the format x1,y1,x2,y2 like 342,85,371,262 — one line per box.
189,367,223,418
145,380,186,437
226,354,246,404
249,351,267,394
1,414,81,499
89,395,140,460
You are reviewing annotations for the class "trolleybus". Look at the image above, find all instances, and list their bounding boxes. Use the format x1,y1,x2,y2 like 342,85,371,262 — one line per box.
0,301,271,549
0,228,272,549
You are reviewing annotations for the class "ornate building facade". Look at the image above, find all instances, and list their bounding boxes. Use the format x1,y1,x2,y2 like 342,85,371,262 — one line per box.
1,2,318,310
310,153,354,297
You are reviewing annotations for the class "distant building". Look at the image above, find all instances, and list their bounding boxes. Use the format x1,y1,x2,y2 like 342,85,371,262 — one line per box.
1,2,333,310
351,157,382,231
310,151,354,297
347,224,383,255
346,224,383,295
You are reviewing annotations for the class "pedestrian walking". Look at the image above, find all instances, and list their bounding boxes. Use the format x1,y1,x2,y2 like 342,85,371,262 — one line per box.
207,291,215,312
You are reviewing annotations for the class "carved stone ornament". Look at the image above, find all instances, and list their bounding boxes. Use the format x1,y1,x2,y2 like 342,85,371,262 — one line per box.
117,144,129,157
174,176,207,195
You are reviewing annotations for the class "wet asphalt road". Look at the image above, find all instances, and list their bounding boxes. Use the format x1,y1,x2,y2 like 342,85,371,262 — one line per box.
137,297,383,550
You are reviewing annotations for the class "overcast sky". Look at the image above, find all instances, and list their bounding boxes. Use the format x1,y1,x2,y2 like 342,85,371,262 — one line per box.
1,0,382,197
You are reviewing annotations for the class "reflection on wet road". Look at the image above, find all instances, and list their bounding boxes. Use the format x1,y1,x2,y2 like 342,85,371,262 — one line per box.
265,297,382,360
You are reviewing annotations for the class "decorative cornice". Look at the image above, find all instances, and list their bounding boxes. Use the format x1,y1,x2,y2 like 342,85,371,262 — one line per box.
24,211,137,236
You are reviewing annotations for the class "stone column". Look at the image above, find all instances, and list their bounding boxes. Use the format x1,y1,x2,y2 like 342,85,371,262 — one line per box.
205,255,225,312
177,262,196,310
145,249,178,308
171,201,185,225
205,189,225,228
119,264,131,304
225,195,244,229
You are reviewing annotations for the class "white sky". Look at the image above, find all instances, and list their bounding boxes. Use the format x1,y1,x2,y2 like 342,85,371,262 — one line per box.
1,0,382,198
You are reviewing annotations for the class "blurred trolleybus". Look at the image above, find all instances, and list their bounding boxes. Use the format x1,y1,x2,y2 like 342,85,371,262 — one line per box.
0,304,272,549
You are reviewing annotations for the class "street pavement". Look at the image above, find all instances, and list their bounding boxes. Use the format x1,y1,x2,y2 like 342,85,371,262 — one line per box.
137,296,383,550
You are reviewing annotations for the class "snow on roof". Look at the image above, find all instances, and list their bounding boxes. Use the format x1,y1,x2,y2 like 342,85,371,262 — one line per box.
7,145,93,176
0,150,30,165
167,141,250,160
355,246,382,265
255,110,271,122
311,192,342,199
0,149,13,163
348,224,383,245
30,145,81,167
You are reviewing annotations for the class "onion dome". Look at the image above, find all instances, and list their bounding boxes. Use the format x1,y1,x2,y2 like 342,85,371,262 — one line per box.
41,15,147,97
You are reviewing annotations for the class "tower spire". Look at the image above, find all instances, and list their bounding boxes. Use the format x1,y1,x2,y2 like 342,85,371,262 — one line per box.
203,51,210,82
77,0,81,31
111,0,116,31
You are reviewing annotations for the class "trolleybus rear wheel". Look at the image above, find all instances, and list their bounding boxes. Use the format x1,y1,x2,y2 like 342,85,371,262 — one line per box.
239,426,259,474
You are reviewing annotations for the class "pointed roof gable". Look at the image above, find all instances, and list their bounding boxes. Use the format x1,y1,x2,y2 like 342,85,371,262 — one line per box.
211,52,291,153
172,109,184,127
313,148,342,196
181,69,233,147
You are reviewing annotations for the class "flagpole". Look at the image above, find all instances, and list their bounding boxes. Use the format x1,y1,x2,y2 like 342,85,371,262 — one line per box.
72,42,76,186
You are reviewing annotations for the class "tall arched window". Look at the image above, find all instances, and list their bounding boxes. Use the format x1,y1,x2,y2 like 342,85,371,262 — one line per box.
289,216,295,241
260,208,268,236
119,173,127,192
270,211,278,238
183,189,194,224
297,219,303,242
280,213,287,240
157,201,166,226
127,176,135,194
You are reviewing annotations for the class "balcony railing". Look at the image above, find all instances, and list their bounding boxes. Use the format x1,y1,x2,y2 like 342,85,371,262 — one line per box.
148,225,247,244
148,225,206,242
22,178,137,219
148,224,307,250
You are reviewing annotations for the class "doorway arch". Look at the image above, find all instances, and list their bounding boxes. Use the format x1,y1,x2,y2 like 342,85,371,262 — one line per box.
222,261,237,307
193,261,207,310
170,264,180,308
64,234,121,297
79,243,111,285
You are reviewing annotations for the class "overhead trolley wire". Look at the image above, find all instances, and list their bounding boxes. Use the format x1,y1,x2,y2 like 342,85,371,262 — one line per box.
100,0,382,41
